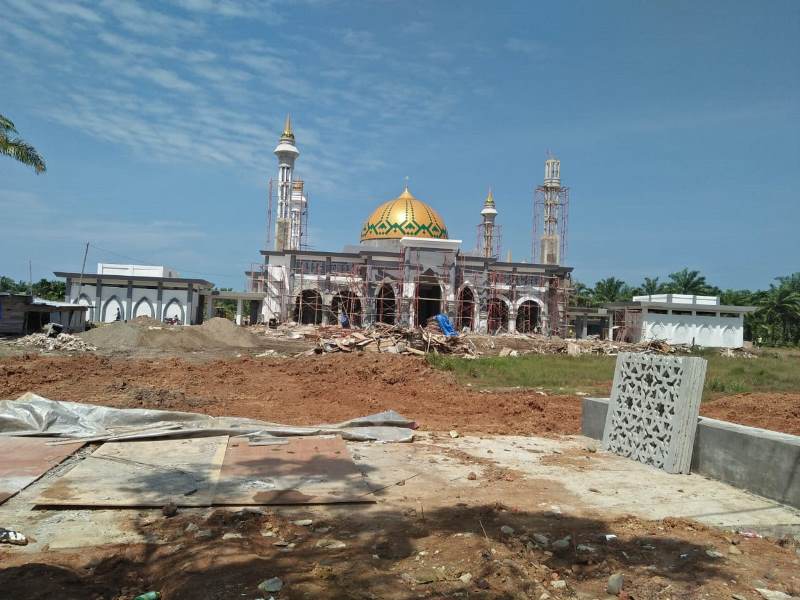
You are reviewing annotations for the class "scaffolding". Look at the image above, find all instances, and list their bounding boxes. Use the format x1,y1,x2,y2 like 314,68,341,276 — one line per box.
476,222,502,260
249,249,571,335
266,177,311,252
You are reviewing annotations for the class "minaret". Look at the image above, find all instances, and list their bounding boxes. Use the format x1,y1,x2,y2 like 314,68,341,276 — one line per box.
540,156,561,264
273,114,300,251
480,188,498,258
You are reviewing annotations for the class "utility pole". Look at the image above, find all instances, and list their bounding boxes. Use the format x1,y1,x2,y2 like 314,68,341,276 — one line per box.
77,242,89,302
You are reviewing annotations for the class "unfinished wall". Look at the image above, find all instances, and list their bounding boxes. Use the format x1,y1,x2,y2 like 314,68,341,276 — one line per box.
584,397,800,509
641,313,744,348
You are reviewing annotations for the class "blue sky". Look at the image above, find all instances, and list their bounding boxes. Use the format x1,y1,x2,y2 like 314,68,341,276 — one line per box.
2,0,798,291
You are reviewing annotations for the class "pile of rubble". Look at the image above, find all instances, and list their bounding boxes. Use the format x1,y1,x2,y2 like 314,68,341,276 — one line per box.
520,336,681,356
298,322,478,357
4,332,97,352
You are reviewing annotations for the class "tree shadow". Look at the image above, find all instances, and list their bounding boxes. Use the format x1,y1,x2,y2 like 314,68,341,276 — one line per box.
5,500,745,600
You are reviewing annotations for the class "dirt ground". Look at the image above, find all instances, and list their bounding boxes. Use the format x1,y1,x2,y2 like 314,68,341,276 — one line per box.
2,352,799,436
0,353,582,435
701,392,800,436
3,505,800,600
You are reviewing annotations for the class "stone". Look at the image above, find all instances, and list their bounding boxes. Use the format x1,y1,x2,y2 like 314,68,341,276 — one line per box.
706,549,725,558
755,590,793,600
293,519,313,526
729,545,742,555
459,573,472,584
222,532,243,540
607,573,624,595
161,502,178,517
184,523,199,534
449,430,460,438
533,533,550,547
476,578,490,590
551,536,571,554
467,472,477,481
315,538,347,549
195,529,212,539
576,544,597,553
258,578,283,593
500,525,515,536
551,580,567,589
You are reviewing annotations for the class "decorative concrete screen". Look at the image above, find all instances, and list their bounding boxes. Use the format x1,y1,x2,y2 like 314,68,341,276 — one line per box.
602,352,707,474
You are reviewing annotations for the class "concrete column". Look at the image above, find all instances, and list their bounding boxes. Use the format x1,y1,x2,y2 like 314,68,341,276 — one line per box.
156,283,163,321
235,298,243,325
94,278,102,322
186,283,194,325
607,311,615,341
581,317,588,339
206,293,215,319
125,280,133,321
65,277,72,302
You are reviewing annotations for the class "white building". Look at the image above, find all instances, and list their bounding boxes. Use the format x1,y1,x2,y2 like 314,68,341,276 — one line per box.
606,294,756,348
56,264,213,325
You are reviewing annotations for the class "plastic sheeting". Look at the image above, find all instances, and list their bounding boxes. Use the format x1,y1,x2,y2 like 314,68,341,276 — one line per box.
0,393,416,443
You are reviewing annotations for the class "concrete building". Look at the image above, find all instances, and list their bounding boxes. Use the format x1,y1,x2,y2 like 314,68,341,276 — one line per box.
56,264,213,325
605,294,756,348
249,121,574,334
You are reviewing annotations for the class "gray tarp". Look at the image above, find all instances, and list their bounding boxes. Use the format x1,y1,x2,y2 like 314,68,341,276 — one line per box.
0,393,416,443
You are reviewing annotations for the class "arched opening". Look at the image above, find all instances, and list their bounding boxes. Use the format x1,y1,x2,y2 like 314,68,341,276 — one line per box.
331,291,362,327
294,289,323,325
487,297,509,333
102,296,124,323
415,281,442,327
133,297,154,319
516,300,540,333
163,299,184,324
376,284,396,324
456,286,475,331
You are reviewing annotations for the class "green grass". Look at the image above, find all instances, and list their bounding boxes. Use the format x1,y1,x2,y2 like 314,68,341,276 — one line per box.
427,350,800,400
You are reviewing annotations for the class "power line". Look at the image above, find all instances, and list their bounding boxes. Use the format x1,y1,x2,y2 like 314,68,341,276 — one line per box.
86,243,246,282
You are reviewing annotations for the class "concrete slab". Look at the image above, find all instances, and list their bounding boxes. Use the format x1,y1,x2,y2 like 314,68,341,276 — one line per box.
1,432,798,554
0,437,83,505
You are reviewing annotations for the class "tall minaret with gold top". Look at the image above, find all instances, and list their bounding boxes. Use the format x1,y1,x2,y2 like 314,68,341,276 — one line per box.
273,115,300,251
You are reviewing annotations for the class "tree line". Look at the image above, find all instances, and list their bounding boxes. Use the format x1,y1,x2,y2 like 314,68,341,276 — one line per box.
573,268,800,346
0,276,65,301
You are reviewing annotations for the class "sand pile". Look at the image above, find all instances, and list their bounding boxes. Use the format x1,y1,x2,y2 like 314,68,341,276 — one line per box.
79,317,262,352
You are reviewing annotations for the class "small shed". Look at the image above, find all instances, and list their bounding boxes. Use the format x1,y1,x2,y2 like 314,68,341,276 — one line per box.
0,293,88,335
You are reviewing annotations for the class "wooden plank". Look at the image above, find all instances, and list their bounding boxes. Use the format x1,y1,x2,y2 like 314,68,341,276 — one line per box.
33,436,228,508
0,438,84,505
213,436,374,505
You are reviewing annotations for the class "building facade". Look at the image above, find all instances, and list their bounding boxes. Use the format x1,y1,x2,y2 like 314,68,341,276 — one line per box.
606,294,756,348
56,264,213,325
250,121,574,334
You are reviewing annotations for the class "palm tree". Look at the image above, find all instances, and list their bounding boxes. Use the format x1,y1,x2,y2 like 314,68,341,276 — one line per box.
639,276,663,296
757,286,800,344
666,268,716,295
1,114,46,173
592,277,633,304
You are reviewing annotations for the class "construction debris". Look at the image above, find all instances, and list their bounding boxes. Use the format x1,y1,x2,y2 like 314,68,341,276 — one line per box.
297,322,479,357
3,332,96,352
286,321,686,358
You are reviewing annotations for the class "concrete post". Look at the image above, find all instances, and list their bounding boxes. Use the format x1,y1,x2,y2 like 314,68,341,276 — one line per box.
94,278,102,322
186,283,194,325
126,280,133,321
65,277,72,302
156,282,163,322
206,293,215,319
235,298,243,325
607,311,615,341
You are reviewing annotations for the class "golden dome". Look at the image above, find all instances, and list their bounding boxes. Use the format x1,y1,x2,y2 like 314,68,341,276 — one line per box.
361,187,448,242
